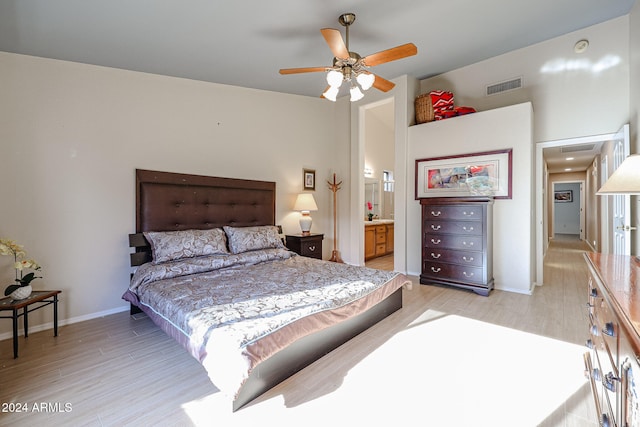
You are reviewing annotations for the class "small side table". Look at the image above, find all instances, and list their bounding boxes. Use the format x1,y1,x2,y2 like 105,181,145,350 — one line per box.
0,290,61,358
285,234,324,259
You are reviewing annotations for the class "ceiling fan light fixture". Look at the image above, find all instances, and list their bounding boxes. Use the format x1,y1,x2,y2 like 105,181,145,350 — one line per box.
326,69,344,88
323,86,339,102
356,72,375,90
350,85,364,102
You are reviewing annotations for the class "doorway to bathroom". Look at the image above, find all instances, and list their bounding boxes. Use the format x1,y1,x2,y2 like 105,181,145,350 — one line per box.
363,98,395,270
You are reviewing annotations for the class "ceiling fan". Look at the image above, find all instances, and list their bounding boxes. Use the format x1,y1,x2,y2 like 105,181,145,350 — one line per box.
279,13,417,101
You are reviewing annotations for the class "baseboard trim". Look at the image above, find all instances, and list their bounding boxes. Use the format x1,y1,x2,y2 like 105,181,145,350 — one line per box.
0,305,129,342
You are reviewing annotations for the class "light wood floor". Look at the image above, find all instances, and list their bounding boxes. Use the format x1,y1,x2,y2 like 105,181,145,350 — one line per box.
0,236,595,426
365,254,394,270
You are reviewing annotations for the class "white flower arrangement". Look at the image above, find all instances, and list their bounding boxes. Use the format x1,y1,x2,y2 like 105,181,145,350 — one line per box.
0,238,42,296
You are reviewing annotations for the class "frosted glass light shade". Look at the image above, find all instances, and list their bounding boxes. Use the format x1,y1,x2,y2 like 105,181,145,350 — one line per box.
350,85,364,102
597,154,640,194
323,86,339,102
356,72,375,90
326,70,343,88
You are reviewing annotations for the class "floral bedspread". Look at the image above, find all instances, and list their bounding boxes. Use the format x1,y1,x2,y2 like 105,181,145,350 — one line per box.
125,248,409,399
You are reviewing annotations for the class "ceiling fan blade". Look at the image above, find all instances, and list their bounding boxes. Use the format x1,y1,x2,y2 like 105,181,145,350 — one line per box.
279,67,328,75
363,43,417,67
320,28,349,59
372,74,395,92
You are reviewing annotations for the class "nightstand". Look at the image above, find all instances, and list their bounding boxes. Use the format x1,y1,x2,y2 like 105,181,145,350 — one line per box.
285,234,324,259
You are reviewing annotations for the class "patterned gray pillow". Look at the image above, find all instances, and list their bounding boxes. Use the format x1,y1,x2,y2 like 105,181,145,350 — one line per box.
144,228,229,264
223,225,285,254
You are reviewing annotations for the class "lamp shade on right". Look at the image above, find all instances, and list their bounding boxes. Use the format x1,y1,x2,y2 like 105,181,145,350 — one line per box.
597,154,640,195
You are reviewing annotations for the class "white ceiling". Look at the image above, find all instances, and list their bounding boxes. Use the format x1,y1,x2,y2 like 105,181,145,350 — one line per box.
0,0,634,99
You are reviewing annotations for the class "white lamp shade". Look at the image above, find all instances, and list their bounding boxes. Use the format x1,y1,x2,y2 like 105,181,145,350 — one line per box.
326,70,343,88
323,86,339,102
597,154,640,194
293,193,318,212
356,72,375,90
350,85,364,102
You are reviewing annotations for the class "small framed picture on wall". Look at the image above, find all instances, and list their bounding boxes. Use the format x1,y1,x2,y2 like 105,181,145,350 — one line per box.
554,190,573,203
303,169,316,191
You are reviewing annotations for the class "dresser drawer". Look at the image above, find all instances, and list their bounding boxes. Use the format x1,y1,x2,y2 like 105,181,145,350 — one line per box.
423,248,483,267
299,240,321,258
423,204,484,221
424,220,483,235
422,261,485,284
423,233,484,251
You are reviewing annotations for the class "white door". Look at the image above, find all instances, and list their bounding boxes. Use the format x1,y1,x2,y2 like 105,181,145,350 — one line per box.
579,182,585,240
610,124,631,255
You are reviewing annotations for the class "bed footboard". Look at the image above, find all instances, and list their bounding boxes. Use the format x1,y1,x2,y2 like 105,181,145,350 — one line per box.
232,287,402,411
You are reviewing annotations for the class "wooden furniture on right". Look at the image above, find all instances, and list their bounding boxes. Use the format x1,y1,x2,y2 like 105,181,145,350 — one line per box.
584,252,640,427
364,222,394,261
0,290,61,358
419,197,493,296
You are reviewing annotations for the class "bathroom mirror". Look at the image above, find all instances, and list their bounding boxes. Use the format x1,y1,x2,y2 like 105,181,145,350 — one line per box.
364,179,381,219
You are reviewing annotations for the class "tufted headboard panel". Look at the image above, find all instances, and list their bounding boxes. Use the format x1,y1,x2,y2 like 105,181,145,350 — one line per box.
135,169,276,232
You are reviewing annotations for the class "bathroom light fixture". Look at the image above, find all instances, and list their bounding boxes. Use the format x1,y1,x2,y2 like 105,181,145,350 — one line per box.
293,193,318,235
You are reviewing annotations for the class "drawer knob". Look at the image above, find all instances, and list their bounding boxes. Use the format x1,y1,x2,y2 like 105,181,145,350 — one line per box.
462,241,474,247
431,210,442,217
430,253,441,259
463,211,475,216
585,339,594,349
431,267,442,273
590,325,599,336
462,256,474,262
308,246,316,252
602,322,615,337
431,224,441,231
462,226,474,232
592,367,601,381
430,238,441,244
462,271,474,278
590,288,598,297
601,413,610,427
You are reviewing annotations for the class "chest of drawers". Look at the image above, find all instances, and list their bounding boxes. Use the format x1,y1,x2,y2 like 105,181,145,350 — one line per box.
584,253,640,427
419,197,493,296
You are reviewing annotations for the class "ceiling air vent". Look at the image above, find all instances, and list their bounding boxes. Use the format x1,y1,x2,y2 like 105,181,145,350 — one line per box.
561,144,596,153
486,77,523,96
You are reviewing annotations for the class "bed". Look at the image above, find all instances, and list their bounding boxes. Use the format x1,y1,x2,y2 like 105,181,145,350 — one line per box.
122,169,410,411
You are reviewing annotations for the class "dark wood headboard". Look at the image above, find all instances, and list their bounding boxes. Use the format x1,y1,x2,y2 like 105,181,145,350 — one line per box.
129,169,276,266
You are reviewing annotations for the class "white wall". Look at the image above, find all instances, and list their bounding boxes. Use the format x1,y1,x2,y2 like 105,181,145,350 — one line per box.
408,103,534,294
0,52,349,337
419,16,630,144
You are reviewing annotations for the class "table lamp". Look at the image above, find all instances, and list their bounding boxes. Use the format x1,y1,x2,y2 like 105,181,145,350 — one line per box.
293,193,318,235
597,154,640,194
